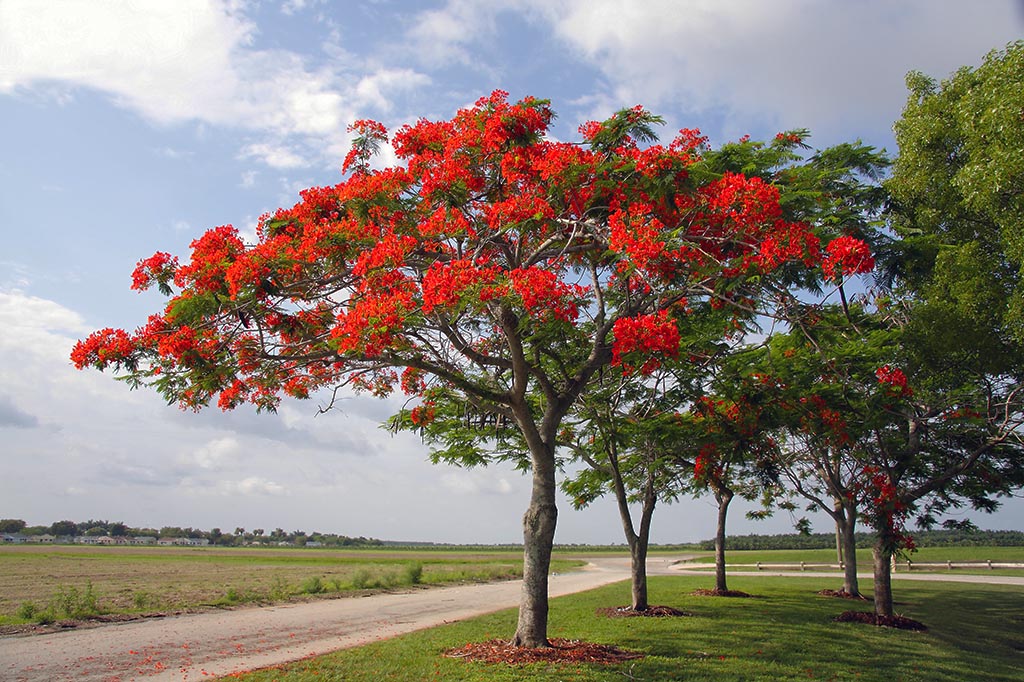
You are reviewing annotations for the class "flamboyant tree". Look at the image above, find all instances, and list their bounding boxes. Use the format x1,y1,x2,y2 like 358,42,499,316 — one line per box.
73,92,856,646
759,299,1024,618
679,373,786,594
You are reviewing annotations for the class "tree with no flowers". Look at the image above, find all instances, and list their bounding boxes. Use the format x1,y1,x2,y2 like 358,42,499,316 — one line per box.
73,92,851,646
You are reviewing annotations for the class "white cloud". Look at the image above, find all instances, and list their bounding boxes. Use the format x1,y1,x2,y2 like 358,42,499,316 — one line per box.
527,0,1023,140
239,170,258,188
183,436,240,470
240,142,308,169
0,290,89,360
405,0,1022,143
354,68,432,112
217,476,288,496
0,0,431,168
404,0,502,67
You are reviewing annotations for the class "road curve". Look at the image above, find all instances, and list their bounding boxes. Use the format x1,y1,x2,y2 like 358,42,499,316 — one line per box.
0,556,683,682
3,556,1019,681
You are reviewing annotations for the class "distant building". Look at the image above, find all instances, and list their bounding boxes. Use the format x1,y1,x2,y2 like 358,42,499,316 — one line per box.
2,533,28,543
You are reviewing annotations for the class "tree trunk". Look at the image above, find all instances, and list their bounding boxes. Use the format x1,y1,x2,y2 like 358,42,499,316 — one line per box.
512,455,558,647
628,538,649,611
609,454,656,611
838,500,860,597
714,487,733,593
872,536,895,618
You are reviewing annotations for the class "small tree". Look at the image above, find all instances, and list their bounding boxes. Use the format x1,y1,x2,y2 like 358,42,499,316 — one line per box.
763,302,1024,617
74,92,843,646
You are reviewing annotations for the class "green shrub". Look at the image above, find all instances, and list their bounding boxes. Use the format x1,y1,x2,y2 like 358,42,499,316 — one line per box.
404,562,423,585
301,576,325,594
269,575,292,600
350,569,373,590
51,582,101,619
16,602,38,620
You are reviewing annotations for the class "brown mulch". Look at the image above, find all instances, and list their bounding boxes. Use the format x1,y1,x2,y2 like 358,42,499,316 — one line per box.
818,589,870,600
692,588,754,598
834,611,928,631
443,638,645,665
596,604,691,618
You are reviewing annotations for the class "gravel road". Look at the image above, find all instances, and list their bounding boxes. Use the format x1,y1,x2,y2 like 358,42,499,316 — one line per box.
2,556,1019,681
0,556,679,681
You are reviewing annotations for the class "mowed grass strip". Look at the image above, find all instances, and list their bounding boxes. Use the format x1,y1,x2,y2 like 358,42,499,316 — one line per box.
0,545,581,624
682,546,1024,568
235,575,1024,682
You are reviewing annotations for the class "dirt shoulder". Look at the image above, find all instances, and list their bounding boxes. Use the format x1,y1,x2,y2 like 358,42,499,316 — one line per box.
0,558,636,681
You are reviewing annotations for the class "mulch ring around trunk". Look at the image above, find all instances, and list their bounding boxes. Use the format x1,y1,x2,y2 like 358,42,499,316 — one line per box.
834,611,928,631
443,638,645,665
596,605,691,618
692,588,754,598
818,589,870,600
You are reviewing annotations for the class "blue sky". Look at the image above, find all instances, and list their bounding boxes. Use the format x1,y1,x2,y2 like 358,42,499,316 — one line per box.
1,0,1022,543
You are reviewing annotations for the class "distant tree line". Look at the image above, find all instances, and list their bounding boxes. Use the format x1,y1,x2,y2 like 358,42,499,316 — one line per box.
0,518,384,547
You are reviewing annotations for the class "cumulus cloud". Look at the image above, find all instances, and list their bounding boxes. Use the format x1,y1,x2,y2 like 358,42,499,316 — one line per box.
537,0,1023,138
0,0,430,168
0,290,89,361
405,0,1022,142
183,436,240,470
216,476,288,496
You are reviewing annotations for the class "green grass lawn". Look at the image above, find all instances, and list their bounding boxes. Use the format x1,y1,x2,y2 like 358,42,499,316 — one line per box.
235,575,1024,681
682,546,1024,567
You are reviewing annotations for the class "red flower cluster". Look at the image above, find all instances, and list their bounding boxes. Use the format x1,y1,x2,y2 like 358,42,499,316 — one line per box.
611,311,680,374
861,466,915,551
410,402,436,426
173,226,245,295
798,395,851,447
875,365,913,398
693,443,721,483
822,235,874,280
131,252,178,291
70,328,134,369
421,258,502,314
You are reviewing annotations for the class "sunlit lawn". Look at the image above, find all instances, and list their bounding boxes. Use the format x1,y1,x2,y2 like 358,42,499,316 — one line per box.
235,575,1024,681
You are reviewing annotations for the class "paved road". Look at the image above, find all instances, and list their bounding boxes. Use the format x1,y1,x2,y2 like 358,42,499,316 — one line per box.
2,556,1020,681
0,557,682,682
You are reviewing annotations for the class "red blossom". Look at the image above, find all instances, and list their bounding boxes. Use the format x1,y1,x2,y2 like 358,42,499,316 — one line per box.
611,311,680,374
70,328,135,369
875,365,913,398
131,252,178,291
822,235,874,280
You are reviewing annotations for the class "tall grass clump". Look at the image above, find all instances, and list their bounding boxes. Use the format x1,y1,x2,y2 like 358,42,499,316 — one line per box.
51,582,102,619
404,562,424,585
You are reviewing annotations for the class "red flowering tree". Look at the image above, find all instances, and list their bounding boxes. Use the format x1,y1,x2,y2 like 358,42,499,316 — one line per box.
681,374,787,594
759,301,1024,618
73,92,848,646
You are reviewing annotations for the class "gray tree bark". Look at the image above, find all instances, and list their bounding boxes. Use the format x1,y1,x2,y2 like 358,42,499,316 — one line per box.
511,445,558,647
714,486,734,593
872,536,895,618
